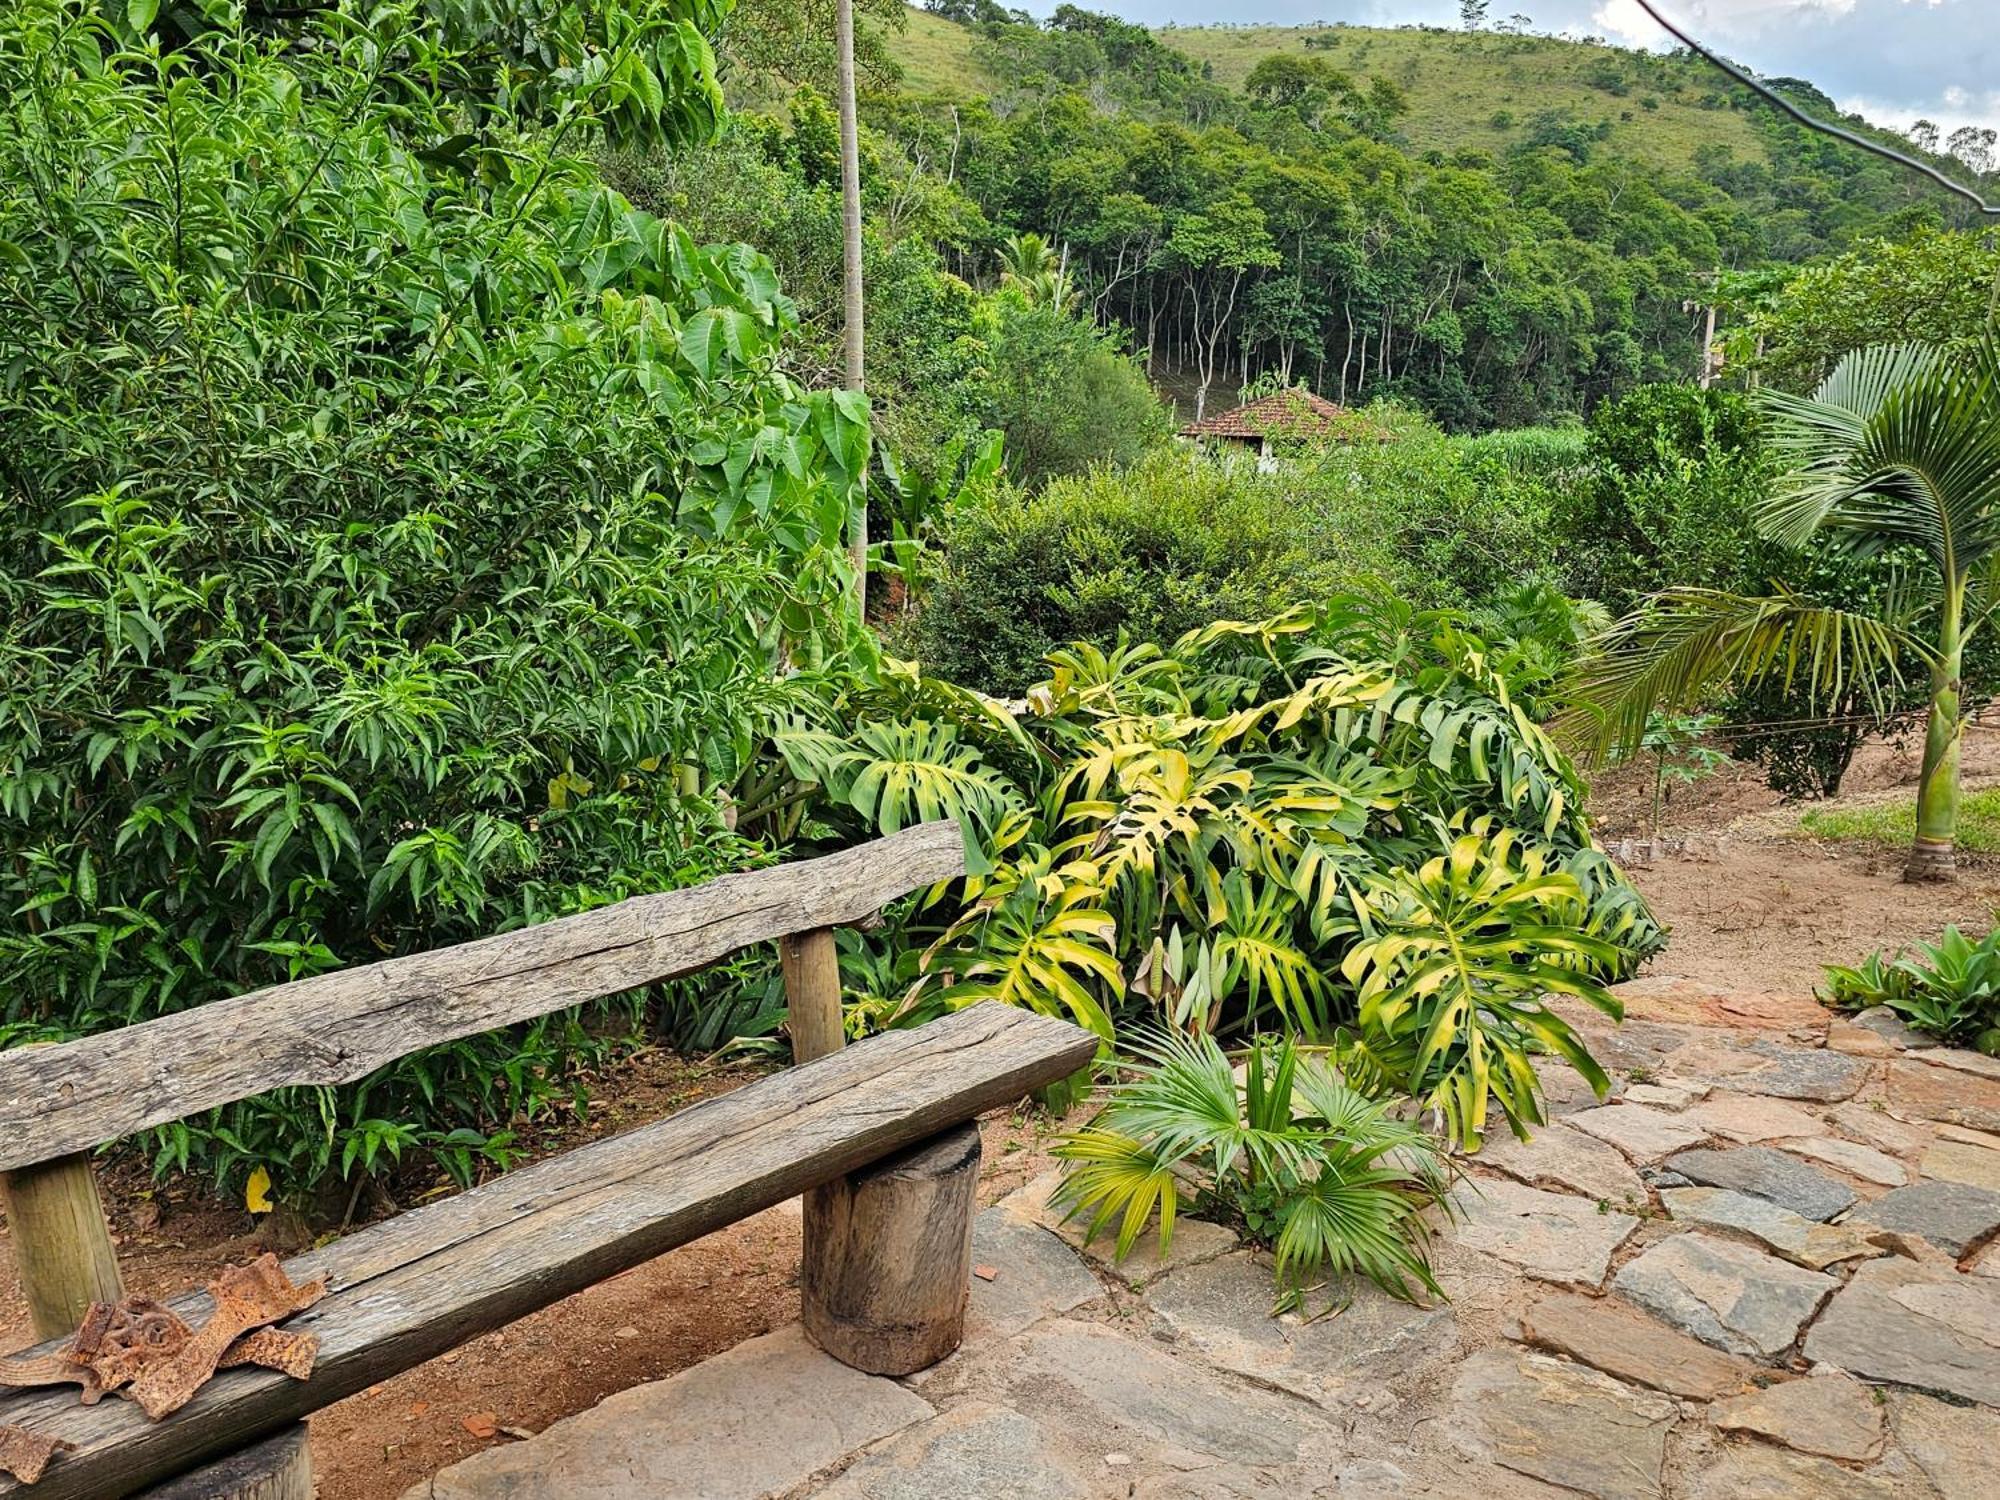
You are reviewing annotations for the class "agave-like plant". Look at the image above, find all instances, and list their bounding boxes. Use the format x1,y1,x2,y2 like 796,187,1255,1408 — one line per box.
1570,340,2000,881
1053,1031,1453,1310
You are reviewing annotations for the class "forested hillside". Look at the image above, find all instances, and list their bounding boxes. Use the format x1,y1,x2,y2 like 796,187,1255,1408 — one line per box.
849,5,1988,430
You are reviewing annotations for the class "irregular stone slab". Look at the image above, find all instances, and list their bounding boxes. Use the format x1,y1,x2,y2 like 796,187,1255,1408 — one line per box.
1684,1093,1824,1144
1533,1056,1622,1115
1709,1372,1884,1461
1567,1104,1710,1163
1624,1081,1702,1109
1909,1046,2000,1080
1889,1390,2000,1500
1447,1177,1637,1288
1887,1056,2000,1132
1921,1137,2000,1193
1468,1123,1648,1208
1826,1020,1900,1057
1516,1291,1755,1399
1680,1442,1904,1500
996,1170,1238,1289
1663,1147,1857,1222
1802,1255,2000,1405
1844,1007,1922,1050
963,1208,1102,1340
1660,1187,1881,1271
1826,1102,1931,1156
994,1319,1332,1467
1607,976,1828,1037
1779,1135,1907,1186
1546,1003,1699,1073
1705,1039,1871,1103
415,1325,932,1500
813,1402,1090,1500
1446,1347,1676,1500
1143,1250,1454,1405
1611,1232,1836,1357
1844,1179,2000,1258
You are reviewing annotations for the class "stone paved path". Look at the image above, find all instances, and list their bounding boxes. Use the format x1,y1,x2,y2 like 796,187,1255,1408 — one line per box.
409,976,2000,1499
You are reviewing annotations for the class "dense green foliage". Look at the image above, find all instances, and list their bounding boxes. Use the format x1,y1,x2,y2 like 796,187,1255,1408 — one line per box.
0,0,872,1201
864,9,1988,429
776,605,1663,1146
1055,1032,1453,1309
1823,927,2000,1057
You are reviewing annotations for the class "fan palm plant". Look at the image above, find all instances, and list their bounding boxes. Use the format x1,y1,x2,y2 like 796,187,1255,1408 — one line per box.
1570,341,2000,881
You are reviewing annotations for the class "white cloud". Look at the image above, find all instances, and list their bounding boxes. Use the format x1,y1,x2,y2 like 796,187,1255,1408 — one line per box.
1594,0,1861,52
1839,90,2000,144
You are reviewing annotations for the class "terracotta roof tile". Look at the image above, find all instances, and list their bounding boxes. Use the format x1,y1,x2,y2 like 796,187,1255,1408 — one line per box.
1177,389,1357,440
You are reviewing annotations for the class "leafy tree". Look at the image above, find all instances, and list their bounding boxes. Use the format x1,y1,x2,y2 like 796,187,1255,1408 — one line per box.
1158,194,1281,422
1573,343,2000,881
977,297,1170,488
0,0,870,1201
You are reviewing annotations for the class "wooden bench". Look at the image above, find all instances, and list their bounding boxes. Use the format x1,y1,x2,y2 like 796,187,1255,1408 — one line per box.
0,822,1096,1499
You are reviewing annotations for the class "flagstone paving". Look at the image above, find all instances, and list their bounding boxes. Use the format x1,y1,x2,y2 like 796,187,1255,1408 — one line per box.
409,990,2000,1500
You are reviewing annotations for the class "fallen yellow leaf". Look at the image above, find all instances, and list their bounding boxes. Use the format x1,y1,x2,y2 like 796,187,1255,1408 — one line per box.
244,1167,274,1215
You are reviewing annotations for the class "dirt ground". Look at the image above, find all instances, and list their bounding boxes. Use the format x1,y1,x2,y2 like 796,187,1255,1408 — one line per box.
3,730,1995,1497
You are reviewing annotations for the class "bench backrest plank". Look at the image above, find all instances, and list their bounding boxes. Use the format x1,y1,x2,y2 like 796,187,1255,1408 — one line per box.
0,1005,1096,1500
0,822,965,1174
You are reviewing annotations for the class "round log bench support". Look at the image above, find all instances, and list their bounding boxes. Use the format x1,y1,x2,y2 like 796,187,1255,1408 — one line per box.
801,1121,982,1376
131,1424,310,1500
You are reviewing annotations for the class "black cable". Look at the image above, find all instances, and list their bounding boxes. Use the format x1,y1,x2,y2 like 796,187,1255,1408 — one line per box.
1630,0,2000,217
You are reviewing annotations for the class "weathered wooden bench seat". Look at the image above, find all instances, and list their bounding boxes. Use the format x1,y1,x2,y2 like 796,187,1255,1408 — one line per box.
0,824,1095,1499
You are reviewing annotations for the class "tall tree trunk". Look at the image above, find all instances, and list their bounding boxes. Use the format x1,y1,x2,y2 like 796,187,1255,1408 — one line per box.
836,0,867,619
1908,580,1966,881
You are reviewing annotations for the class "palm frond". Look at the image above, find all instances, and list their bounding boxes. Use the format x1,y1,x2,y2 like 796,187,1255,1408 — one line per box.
1560,587,1916,762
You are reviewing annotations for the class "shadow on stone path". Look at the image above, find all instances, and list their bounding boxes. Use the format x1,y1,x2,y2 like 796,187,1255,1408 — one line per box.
408,976,2000,1499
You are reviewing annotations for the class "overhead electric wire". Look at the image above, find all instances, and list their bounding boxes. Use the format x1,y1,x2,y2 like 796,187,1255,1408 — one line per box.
1630,0,2000,217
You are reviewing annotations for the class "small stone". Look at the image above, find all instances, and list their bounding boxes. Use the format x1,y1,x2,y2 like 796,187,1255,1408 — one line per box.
1709,1372,1883,1461
1889,1389,2000,1500
612,1326,639,1340
1446,1178,1638,1288
1663,1147,1857,1222
1517,1291,1755,1399
1468,1123,1648,1208
1681,1442,1903,1499
1567,1104,1710,1162
1826,1102,1931,1157
1886,1056,2000,1132
1803,1255,2000,1405
963,1209,1101,1340
1624,1082,1701,1109
1446,1347,1676,1500
1104,1453,1132,1467
1777,1136,1907,1186
1660,1187,1881,1271
1684,1094,1824,1144
1843,1178,2000,1257
1920,1137,2000,1193
1612,1232,1836,1357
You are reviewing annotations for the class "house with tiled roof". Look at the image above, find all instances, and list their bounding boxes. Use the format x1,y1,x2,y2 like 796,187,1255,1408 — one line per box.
1176,389,1371,470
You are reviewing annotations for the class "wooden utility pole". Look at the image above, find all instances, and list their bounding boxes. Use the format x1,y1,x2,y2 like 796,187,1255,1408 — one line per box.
835,0,867,618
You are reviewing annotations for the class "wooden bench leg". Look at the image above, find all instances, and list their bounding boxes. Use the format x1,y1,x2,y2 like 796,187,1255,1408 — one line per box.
801,1121,982,1376
130,1423,311,1499
0,1152,124,1342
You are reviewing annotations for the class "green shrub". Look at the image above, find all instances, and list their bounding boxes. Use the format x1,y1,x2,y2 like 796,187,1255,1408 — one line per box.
0,3,867,1204
775,601,1665,1147
1055,1032,1453,1310
1822,928,2000,1056
902,450,1389,693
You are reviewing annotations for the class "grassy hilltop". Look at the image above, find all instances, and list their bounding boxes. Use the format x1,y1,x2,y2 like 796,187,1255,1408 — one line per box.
892,9,1781,173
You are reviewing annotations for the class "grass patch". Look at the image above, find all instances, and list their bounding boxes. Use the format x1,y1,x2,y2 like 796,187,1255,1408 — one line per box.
1797,786,2000,855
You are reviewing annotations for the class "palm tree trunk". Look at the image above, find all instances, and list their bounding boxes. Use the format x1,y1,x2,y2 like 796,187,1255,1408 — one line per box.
1907,581,1966,881
835,0,866,619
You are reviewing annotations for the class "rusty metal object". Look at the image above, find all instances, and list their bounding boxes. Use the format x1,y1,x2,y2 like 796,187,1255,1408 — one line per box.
0,1351,96,1399
0,1425,75,1485
125,1255,325,1421
69,1295,189,1403
218,1327,319,1381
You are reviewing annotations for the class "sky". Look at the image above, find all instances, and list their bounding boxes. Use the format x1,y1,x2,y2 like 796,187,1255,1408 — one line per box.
1018,1,1998,144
